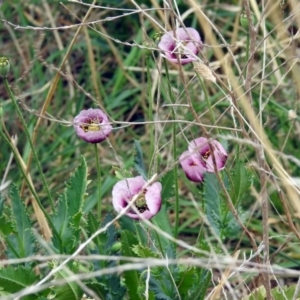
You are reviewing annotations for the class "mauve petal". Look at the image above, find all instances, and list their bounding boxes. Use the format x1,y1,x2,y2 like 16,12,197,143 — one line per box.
141,210,157,219
188,138,228,172
158,33,176,52
145,182,162,214
205,141,228,172
175,28,201,41
112,176,145,212
112,182,127,213
73,108,112,144
179,151,205,183
158,27,202,65
188,137,208,154
112,176,162,220
126,210,155,220
125,212,141,220
113,176,144,196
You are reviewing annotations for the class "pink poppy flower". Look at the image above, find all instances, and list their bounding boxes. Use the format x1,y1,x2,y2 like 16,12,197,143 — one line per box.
73,108,112,144
179,150,207,183
180,138,227,182
112,176,162,220
189,138,227,172
158,27,203,65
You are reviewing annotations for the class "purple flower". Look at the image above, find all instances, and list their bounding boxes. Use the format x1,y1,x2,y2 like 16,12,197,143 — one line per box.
158,27,203,65
179,150,206,183
180,138,227,183
73,108,112,144
112,176,162,220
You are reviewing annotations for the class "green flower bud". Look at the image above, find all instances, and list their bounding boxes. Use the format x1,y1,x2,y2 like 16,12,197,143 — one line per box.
0,57,10,78
142,40,154,57
48,260,57,269
153,32,163,44
240,11,255,31
111,241,122,253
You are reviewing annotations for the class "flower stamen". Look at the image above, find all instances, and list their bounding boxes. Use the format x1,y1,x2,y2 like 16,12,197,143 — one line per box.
173,41,189,59
135,189,149,213
80,118,102,132
202,150,211,160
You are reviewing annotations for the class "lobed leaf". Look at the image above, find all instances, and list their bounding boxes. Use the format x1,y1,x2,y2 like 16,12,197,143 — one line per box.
51,270,83,300
152,204,173,252
189,268,211,300
0,265,37,298
0,199,13,236
132,244,160,259
51,157,88,252
64,156,88,218
242,284,300,300
177,267,196,298
148,277,174,300
8,185,34,258
121,230,143,300
203,173,223,237
85,281,106,299
51,193,74,251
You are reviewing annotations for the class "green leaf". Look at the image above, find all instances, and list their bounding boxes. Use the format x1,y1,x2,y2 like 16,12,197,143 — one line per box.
8,185,34,258
242,284,300,300
152,204,172,237
133,139,147,180
132,244,160,258
160,170,174,201
203,173,223,237
85,281,106,299
52,193,74,251
152,204,173,253
87,212,102,251
105,270,126,300
177,267,195,297
0,215,13,236
86,213,117,259
0,265,37,298
119,214,136,233
0,199,13,236
121,230,143,300
148,277,174,300
51,270,83,300
0,196,4,213
65,156,88,218
203,172,242,240
229,162,252,205
102,213,118,252
189,268,211,300
51,157,88,252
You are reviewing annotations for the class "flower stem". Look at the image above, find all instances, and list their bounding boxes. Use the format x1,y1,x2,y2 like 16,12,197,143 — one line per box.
146,55,154,175
94,144,102,220
163,58,180,238
244,33,250,78
4,78,55,212
196,73,218,134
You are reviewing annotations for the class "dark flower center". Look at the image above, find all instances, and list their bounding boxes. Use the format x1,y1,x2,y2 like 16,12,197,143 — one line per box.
171,41,189,59
202,150,211,160
135,189,149,213
80,118,103,132
178,41,190,59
